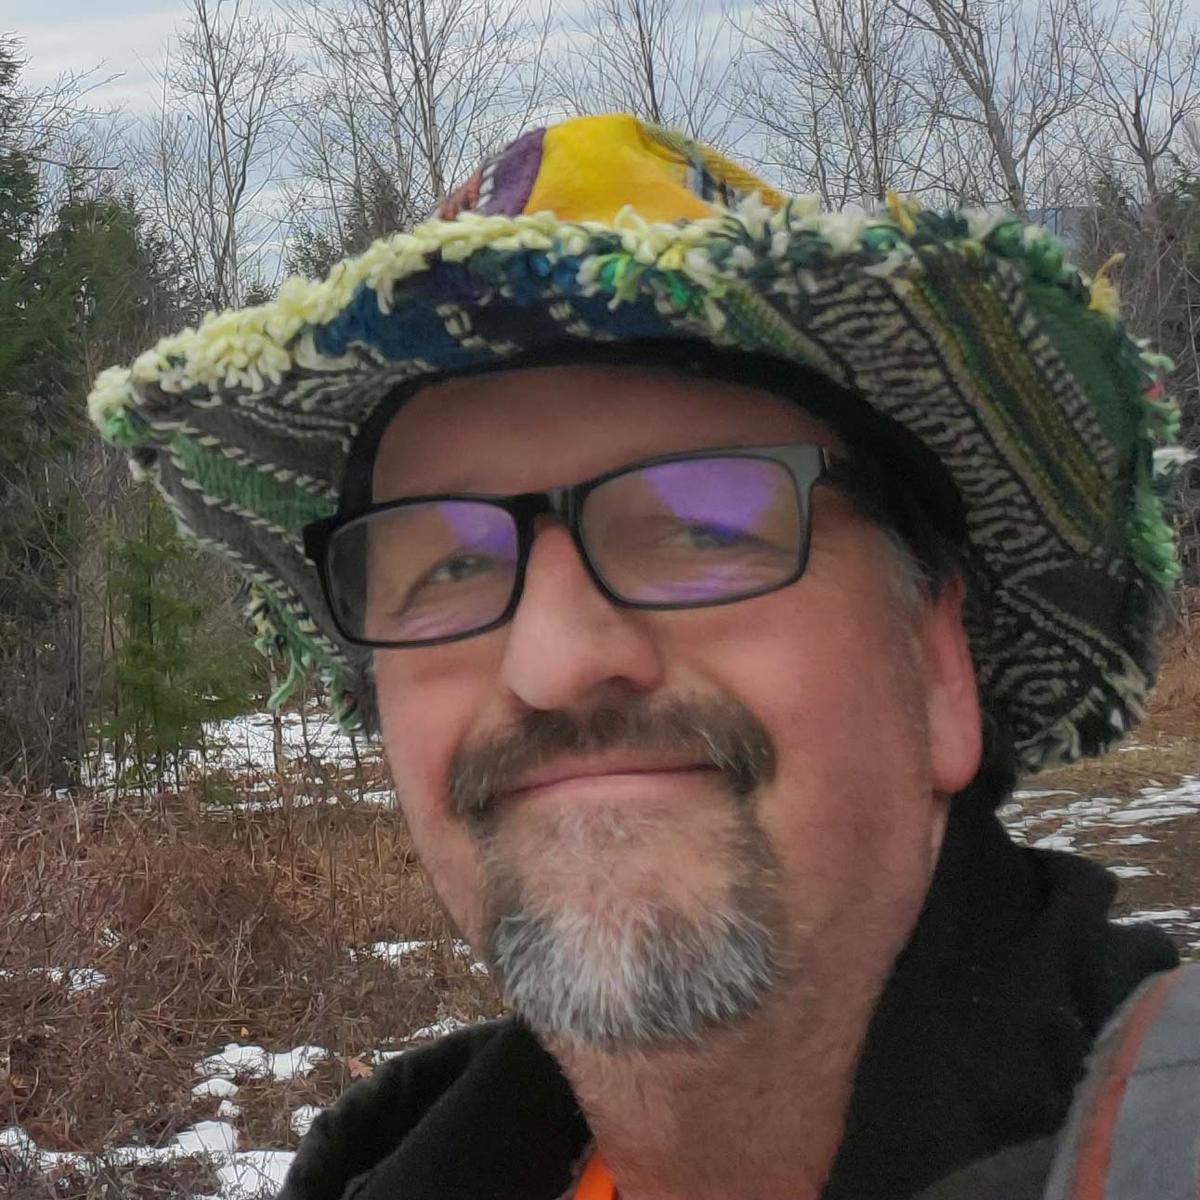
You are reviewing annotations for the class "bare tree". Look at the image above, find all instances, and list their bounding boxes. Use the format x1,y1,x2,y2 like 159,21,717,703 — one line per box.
1,40,123,234
552,0,740,148
1074,0,1200,206
136,0,296,310
736,0,942,206
898,0,1090,217
288,0,548,256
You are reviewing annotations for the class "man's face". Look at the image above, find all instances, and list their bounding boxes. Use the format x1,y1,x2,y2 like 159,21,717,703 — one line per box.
370,364,981,1049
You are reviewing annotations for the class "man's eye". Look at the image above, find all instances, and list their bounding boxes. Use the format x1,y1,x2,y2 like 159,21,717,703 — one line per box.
681,522,752,550
422,553,496,585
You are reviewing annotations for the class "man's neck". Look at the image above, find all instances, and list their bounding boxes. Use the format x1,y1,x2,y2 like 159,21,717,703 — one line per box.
549,977,883,1200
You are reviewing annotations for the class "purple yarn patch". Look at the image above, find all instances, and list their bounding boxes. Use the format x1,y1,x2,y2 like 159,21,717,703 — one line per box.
480,127,546,217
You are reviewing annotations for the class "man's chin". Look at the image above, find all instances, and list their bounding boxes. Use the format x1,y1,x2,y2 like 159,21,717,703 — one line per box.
479,780,787,1047
482,896,783,1049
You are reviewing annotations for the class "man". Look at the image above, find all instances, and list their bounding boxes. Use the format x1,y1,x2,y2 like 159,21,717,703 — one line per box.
90,114,1184,1199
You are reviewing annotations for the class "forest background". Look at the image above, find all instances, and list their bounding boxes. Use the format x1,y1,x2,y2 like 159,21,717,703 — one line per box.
4,0,1200,791
2,0,1200,1193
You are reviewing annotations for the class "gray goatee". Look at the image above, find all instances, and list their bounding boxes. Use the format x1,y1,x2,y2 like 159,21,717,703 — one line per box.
446,698,786,1049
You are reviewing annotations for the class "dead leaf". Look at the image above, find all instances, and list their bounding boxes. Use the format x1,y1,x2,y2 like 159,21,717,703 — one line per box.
345,1056,373,1080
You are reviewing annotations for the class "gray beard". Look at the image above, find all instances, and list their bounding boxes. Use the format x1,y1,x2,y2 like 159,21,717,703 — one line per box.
480,804,786,1049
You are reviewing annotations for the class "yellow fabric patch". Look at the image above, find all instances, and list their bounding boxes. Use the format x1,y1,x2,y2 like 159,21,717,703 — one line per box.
525,114,717,224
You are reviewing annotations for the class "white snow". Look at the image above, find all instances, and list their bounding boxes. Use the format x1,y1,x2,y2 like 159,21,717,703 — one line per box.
1004,777,1200,847
81,706,382,791
350,940,432,964
216,1150,296,1198
1109,865,1154,879
174,1120,238,1156
1114,908,1193,924
0,966,108,994
1107,805,1198,824
2,1119,296,1199
207,711,364,768
195,1043,329,1082
1032,834,1075,851
193,1077,240,1099
290,1105,322,1138
408,1016,476,1041
350,938,489,975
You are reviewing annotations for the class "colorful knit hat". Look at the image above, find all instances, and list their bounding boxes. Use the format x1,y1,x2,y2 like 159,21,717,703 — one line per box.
87,113,1184,771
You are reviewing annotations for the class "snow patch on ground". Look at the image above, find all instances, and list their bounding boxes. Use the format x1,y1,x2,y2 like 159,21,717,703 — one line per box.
0,966,108,994
1003,778,1200,848
349,938,489,975
349,940,433,964
1114,908,1193,924
216,1150,297,1198
1,1015,491,1200
0,966,107,994
175,1121,238,1156
81,707,382,792
408,1016,476,1041
1002,776,1200,945
196,1043,329,1082
290,1105,322,1138
193,1077,239,1099
0,1118,290,1197
1109,865,1155,879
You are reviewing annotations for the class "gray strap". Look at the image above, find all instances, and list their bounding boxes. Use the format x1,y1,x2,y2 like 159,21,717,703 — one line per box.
1107,963,1200,1199
1043,964,1200,1200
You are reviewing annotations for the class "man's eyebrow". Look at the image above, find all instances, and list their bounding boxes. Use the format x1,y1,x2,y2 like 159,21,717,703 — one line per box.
372,468,485,500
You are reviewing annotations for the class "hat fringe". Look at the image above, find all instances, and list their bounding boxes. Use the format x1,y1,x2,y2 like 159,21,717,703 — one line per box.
86,167,1183,766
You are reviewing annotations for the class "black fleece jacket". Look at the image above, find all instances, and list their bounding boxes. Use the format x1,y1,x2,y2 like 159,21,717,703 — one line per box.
280,804,1177,1200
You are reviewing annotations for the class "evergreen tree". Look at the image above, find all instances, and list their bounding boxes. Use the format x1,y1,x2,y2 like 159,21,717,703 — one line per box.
102,499,259,788
0,35,258,788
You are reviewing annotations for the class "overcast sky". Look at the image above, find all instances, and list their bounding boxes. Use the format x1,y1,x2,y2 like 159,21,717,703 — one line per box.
9,0,602,111
12,0,226,109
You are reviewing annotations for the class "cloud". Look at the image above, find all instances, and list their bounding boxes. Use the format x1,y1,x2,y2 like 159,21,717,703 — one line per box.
15,3,187,110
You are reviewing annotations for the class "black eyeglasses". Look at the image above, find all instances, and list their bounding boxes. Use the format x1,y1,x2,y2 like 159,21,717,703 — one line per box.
303,443,836,648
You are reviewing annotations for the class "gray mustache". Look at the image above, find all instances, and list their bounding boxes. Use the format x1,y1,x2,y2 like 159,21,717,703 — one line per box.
446,698,777,825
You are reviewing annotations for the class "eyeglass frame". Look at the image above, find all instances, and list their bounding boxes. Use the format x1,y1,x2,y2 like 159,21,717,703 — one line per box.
302,442,846,650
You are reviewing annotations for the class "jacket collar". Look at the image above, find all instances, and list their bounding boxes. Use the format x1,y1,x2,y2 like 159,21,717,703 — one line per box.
284,805,1177,1200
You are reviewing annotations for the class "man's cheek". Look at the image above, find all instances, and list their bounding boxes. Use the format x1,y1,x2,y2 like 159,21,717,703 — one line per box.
387,750,492,946
377,685,492,943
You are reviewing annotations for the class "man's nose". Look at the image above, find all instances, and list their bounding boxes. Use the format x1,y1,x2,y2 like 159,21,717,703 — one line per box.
498,522,665,711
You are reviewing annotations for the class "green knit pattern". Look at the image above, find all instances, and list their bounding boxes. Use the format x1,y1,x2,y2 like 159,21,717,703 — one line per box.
87,193,1185,770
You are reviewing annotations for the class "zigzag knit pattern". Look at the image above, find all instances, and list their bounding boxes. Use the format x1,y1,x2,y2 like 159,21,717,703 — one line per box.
88,114,1184,770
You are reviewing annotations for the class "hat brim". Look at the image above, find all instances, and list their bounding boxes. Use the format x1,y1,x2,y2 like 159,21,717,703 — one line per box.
88,199,1182,770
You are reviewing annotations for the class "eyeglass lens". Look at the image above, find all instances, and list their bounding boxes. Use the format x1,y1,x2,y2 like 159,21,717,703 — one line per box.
329,455,804,644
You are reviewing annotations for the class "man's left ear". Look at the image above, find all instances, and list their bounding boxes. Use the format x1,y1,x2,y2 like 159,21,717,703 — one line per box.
919,574,982,796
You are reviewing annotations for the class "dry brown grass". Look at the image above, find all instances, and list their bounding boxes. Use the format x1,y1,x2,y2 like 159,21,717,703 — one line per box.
1010,615,1200,930
0,1148,221,1200
1,615,1197,1195
1027,618,1200,801
0,781,499,1164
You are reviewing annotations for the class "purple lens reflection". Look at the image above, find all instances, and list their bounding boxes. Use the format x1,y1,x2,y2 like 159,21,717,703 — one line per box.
349,500,519,642
643,458,778,530
584,455,803,605
441,500,519,557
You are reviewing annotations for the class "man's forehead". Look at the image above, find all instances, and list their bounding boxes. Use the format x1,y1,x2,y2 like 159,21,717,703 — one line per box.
369,362,842,498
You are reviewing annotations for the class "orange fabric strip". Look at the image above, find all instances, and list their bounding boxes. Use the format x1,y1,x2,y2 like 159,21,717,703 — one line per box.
573,1151,617,1200
1066,969,1177,1200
